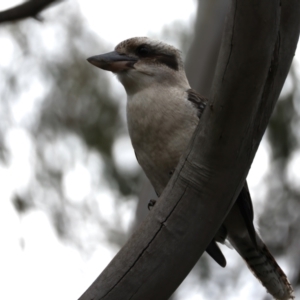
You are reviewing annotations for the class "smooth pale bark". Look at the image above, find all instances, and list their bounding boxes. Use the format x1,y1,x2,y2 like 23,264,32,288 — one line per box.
79,1,300,299
185,0,230,96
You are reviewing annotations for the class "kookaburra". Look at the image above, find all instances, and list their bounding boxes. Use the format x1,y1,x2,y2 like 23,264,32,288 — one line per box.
87,37,293,300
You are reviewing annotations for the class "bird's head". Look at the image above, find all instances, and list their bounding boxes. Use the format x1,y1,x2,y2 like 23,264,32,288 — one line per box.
87,37,190,95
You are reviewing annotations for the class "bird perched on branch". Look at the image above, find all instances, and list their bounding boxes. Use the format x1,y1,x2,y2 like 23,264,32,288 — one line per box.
87,37,294,300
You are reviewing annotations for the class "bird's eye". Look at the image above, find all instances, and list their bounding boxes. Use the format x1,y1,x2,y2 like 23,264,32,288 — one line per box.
136,45,150,56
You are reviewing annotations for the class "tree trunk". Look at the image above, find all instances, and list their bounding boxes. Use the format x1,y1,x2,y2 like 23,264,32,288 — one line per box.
185,0,230,96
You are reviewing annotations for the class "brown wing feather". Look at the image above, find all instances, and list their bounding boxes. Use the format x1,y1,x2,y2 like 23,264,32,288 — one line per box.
186,88,208,119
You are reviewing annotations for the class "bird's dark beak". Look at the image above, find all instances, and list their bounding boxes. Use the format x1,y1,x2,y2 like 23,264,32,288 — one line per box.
87,51,137,73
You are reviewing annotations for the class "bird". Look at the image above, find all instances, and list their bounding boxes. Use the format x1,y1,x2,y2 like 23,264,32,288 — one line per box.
87,37,294,300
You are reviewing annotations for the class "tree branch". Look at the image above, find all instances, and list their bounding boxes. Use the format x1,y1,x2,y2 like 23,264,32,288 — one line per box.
0,0,61,24
185,0,230,96
79,0,300,299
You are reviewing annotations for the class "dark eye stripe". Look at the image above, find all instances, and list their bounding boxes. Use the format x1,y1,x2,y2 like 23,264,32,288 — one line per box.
136,44,151,56
156,54,178,71
135,44,179,71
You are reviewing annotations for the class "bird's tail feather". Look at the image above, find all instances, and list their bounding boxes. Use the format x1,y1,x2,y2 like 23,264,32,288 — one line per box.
234,235,293,300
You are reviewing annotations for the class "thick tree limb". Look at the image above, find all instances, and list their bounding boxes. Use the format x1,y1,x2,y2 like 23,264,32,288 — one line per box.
0,0,61,24
185,0,230,96
79,0,300,299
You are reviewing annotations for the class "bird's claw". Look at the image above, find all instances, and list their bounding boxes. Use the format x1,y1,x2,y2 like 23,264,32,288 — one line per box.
148,199,157,210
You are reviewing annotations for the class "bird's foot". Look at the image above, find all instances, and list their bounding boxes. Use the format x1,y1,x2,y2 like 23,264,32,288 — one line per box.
169,169,175,178
148,199,157,210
